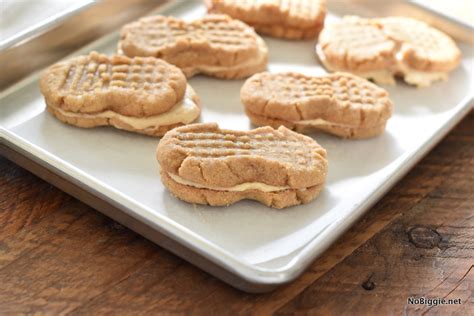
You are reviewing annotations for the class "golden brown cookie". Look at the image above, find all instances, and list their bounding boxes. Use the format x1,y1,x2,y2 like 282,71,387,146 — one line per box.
157,123,328,209
241,72,393,139
317,16,462,87
119,14,268,79
205,0,327,40
40,52,200,136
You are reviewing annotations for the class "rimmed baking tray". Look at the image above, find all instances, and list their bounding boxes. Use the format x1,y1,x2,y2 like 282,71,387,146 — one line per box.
1,0,473,293
0,0,94,50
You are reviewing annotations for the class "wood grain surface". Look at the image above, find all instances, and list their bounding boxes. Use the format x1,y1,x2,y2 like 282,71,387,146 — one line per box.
0,112,473,315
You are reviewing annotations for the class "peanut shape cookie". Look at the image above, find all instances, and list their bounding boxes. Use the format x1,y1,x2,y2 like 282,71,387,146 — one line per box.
317,16,461,87
205,0,327,40
119,14,268,79
40,52,200,136
241,72,393,139
157,123,328,208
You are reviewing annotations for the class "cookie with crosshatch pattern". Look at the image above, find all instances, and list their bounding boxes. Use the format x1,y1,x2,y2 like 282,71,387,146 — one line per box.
40,52,200,136
119,14,268,79
317,16,461,87
205,0,327,40
241,72,393,139
157,123,328,209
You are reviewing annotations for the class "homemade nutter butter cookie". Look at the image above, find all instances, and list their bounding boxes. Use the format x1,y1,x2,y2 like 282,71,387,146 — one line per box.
40,52,200,136
241,72,393,139
119,14,268,79
205,0,326,40
157,123,328,209
317,16,462,87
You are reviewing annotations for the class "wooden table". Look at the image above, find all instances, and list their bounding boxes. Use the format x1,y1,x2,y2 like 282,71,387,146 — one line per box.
1,111,472,315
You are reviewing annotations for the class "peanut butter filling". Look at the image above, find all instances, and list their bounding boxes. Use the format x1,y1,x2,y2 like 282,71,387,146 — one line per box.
168,173,290,192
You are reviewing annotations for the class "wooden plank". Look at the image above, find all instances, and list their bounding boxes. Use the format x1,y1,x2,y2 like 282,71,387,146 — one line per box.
0,160,71,241
0,197,183,314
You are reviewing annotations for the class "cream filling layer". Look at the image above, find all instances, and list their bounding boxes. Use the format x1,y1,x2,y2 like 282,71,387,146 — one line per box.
297,118,356,128
316,44,447,87
186,37,268,73
168,173,290,192
395,52,448,87
51,86,200,130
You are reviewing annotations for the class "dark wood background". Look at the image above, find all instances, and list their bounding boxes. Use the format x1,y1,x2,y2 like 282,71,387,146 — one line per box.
1,112,472,315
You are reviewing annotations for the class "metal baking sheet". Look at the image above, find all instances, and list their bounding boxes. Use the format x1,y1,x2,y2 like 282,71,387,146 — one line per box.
0,0,94,50
1,0,473,292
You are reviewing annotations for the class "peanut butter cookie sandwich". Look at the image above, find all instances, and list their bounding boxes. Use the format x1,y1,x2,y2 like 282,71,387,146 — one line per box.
157,123,328,209
205,0,327,40
40,52,200,136
241,72,393,139
317,16,461,87
119,14,268,79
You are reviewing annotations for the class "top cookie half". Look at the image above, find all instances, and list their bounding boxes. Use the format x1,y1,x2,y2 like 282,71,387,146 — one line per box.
205,0,327,39
40,51,187,117
157,123,327,190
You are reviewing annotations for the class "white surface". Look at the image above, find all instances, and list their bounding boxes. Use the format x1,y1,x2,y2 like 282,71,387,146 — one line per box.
1,1,473,284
